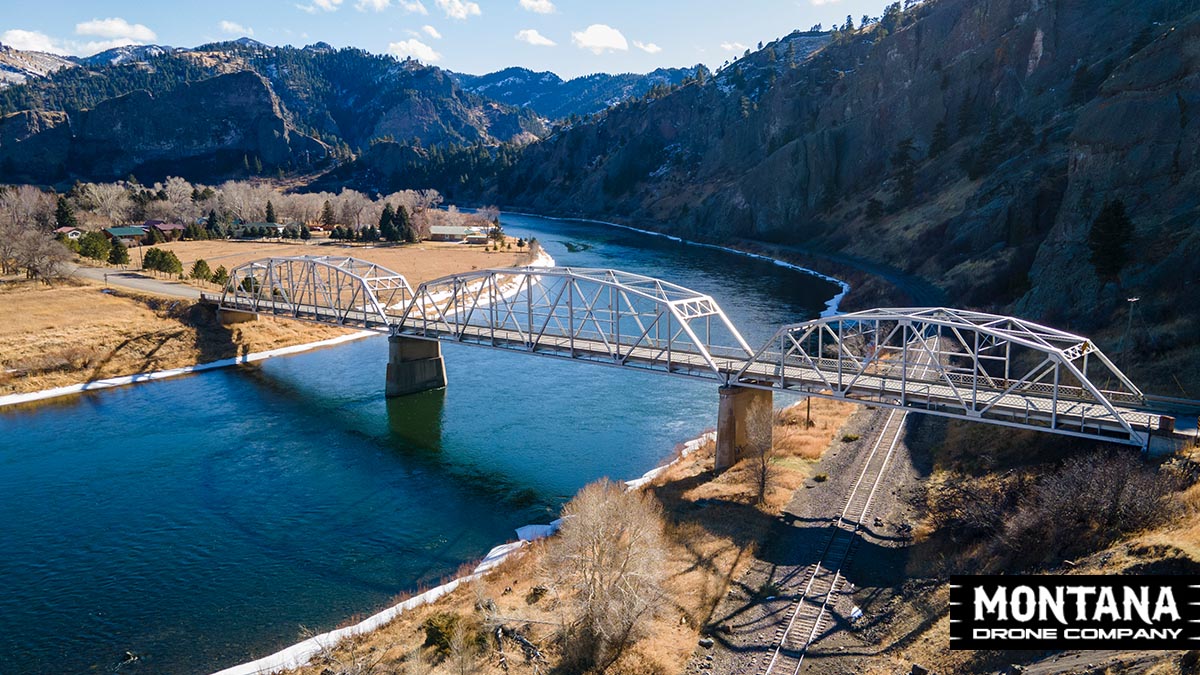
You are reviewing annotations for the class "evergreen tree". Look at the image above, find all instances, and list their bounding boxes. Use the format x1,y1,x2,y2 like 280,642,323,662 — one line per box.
929,120,949,157
891,137,916,206
300,225,312,240
1088,199,1134,281
55,196,78,229
143,247,163,272
211,265,229,286
108,239,130,266
253,156,263,175
190,259,213,282
380,203,399,241
78,231,112,262
320,200,337,228
265,200,277,224
163,250,183,276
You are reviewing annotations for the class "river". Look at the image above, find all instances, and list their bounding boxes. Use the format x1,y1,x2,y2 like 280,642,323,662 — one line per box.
0,213,841,674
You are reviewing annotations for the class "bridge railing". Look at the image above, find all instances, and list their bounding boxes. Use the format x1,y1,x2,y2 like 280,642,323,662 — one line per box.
394,267,756,378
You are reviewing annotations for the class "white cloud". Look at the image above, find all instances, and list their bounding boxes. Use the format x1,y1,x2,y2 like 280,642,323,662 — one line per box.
720,41,748,51
75,17,157,42
515,29,555,46
388,38,441,62
219,20,254,36
435,0,481,19
422,25,442,38
810,0,844,4
0,29,62,53
356,0,391,10
0,28,152,56
571,24,628,54
633,40,661,54
298,0,343,12
519,0,556,13
399,0,429,13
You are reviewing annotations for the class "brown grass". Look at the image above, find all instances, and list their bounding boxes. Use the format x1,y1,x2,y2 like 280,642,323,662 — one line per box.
284,397,859,675
151,238,528,289
0,280,350,395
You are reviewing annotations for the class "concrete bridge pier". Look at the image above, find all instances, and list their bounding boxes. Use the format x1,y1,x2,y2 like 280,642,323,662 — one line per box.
385,335,447,397
715,385,774,472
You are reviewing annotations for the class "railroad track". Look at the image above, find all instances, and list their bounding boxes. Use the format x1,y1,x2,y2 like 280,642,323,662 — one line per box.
758,340,938,675
758,407,907,675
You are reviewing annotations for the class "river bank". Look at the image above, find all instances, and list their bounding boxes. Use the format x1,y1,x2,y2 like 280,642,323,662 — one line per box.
502,210,852,316
234,398,857,675
0,211,848,674
0,243,548,404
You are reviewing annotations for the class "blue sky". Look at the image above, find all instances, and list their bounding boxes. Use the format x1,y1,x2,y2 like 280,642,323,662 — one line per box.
2,0,894,78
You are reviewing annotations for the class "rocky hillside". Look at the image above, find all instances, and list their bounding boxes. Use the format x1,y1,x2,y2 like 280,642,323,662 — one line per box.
0,41,547,184
0,43,76,87
344,0,1198,390
453,66,698,120
0,70,324,183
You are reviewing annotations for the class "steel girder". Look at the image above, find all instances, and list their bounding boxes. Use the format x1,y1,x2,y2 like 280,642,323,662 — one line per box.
396,266,755,378
217,259,1163,445
219,256,414,328
735,308,1156,443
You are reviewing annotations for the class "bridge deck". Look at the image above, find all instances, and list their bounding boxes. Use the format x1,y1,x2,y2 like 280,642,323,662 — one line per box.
217,296,1158,444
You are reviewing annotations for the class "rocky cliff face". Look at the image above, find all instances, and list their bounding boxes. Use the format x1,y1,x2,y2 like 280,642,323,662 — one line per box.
0,71,324,183
388,0,1196,386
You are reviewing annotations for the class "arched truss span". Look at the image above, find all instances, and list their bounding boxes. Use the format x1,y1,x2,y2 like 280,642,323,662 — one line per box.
217,259,1165,445
735,307,1158,442
397,266,755,378
220,256,413,329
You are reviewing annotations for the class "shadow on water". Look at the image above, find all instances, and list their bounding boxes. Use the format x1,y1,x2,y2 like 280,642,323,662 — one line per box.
385,388,447,450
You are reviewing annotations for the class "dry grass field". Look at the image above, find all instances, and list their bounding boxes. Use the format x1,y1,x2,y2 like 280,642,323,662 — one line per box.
287,398,857,675
0,280,350,395
152,238,529,289
1,240,536,396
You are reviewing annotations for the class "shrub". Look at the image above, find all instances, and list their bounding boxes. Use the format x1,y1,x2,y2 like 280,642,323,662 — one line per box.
841,434,860,443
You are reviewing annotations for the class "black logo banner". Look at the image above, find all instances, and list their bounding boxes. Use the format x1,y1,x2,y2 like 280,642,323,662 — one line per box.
950,575,1200,650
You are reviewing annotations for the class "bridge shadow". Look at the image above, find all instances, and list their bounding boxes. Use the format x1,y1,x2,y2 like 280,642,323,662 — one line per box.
690,512,939,664
384,389,447,450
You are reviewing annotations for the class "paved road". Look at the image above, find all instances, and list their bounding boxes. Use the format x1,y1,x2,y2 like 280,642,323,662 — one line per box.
70,265,205,300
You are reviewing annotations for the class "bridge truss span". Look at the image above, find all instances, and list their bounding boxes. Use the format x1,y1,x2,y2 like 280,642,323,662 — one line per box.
214,257,1174,447
396,266,755,379
220,256,414,329
735,307,1161,444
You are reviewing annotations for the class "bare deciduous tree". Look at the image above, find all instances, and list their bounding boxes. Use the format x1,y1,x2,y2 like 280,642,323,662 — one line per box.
0,185,55,232
14,230,72,282
746,398,777,506
543,479,667,672
84,183,133,225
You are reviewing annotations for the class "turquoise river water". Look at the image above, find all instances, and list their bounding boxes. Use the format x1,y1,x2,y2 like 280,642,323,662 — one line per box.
0,213,840,674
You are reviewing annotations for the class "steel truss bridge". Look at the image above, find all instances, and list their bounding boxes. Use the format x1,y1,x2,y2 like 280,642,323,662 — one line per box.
219,256,1173,447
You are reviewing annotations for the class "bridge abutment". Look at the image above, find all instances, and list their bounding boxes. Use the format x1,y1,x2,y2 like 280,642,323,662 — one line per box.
715,385,773,471
385,336,447,397
218,308,258,325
